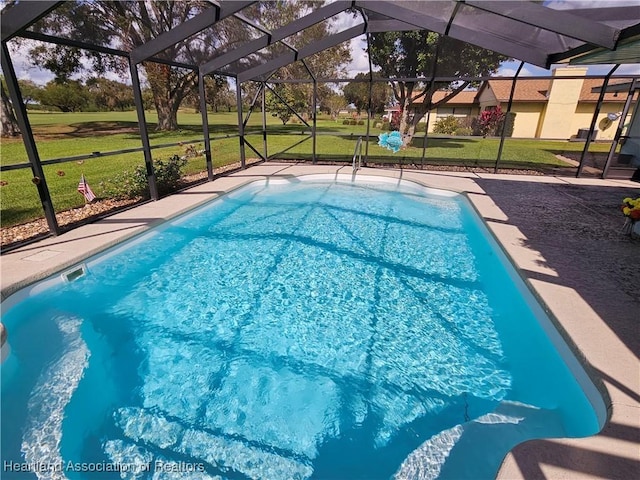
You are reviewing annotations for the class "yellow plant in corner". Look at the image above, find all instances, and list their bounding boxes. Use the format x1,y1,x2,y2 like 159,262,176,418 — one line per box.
620,197,640,235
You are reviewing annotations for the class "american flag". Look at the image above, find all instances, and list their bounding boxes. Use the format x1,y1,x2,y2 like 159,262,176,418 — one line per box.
77,174,96,202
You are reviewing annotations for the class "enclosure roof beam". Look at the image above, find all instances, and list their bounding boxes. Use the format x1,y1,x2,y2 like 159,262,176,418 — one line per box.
552,24,640,64
464,0,620,49
200,0,352,76
20,30,130,57
358,1,548,67
130,0,255,65
1,1,63,42
237,23,366,83
18,30,198,70
232,11,300,58
355,0,447,34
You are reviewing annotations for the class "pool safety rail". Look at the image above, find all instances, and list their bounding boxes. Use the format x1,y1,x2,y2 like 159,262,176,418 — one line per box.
352,136,363,173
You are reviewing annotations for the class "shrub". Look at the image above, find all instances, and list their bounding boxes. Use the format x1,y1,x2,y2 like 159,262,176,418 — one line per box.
477,106,505,137
349,119,357,125
502,111,516,137
342,119,350,125
454,127,473,136
433,115,460,135
104,155,187,200
381,121,391,131
357,120,365,125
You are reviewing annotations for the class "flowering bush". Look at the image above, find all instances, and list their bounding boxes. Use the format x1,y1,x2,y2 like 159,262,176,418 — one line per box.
477,106,505,137
621,197,640,221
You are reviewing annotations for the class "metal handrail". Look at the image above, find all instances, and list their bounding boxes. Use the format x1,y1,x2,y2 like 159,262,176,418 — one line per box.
352,136,363,172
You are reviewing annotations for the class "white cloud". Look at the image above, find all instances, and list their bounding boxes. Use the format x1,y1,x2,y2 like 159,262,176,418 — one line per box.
5,40,54,85
496,61,553,77
345,37,370,78
544,0,639,9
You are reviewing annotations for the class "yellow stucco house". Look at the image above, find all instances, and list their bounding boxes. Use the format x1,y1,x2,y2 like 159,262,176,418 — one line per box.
422,67,634,141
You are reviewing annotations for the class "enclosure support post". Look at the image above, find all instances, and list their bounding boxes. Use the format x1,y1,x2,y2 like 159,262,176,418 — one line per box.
420,108,432,169
419,11,456,168
312,79,318,164
494,61,524,173
262,82,268,160
365,32,374,165
602,79,637,179
577,64,619,177
198,72,214,180
1,42,60,235
129,59,158,200
236,82,246,169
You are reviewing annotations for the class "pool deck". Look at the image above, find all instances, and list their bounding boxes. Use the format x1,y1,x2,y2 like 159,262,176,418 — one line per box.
1,163,639,479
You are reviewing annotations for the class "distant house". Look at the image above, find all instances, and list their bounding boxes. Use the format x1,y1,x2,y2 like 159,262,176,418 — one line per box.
410,67,634,140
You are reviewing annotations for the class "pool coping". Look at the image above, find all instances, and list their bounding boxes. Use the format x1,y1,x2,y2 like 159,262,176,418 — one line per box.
1,163,638,479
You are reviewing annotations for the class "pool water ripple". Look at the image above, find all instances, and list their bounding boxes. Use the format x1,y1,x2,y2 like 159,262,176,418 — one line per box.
1,180,602,480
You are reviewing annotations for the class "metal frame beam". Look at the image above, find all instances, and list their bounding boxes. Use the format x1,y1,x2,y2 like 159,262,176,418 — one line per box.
356,1,447,34
261,83,268,160
1,41,60,235
360,1,549,67
236,84,246,169
18,30,198,70
602,79,637,179
198,73,214,180
1,1,63,42
200,1,351,76
129,59,159,200
130,1,255,64
238,24,366,83
494,61,525,173
577,64,619,177
465,0,619,49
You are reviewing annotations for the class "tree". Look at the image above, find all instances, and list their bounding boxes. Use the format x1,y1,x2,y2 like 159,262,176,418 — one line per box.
1,77,20,137
38,80,89,112
343,72,390,116
265,83,306,125
26,1,255,130
369,31,507,145
17,80,41,108
254,1,351,116
323,92,347,119
86,78,135,111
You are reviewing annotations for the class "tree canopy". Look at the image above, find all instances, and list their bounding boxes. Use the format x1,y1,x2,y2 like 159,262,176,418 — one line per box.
24,1,255,130
21,1,350,131
343,72,390,116
369,31,507,144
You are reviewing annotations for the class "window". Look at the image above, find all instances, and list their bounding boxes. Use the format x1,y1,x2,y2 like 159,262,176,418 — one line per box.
436,107,472,118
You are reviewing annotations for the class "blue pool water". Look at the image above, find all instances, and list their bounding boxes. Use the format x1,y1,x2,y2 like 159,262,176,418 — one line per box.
1,176,604,480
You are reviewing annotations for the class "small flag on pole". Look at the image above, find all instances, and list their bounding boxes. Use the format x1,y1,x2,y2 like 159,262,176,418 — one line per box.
77,174,96,203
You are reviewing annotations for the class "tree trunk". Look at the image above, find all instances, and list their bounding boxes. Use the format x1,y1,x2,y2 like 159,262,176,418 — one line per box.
144,62,195,132
398,96,417,147
399,91,431,147
1,82,21,137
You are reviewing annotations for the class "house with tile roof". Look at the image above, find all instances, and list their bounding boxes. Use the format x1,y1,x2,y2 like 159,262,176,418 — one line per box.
417,67,634,140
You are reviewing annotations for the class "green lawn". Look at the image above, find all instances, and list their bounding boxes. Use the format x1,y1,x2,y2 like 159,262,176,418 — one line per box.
1,110,611,228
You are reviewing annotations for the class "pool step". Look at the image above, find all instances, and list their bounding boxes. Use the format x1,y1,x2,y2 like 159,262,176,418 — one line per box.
109,407,314,480
395,400,566,480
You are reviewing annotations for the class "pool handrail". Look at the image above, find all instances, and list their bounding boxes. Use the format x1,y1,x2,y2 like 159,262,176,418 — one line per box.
352,136,363,172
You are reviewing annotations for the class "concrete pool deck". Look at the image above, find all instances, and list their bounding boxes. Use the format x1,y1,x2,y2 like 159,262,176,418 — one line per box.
1,163,639,479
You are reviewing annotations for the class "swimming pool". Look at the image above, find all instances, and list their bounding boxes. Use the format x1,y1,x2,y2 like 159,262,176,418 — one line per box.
1,175,605,480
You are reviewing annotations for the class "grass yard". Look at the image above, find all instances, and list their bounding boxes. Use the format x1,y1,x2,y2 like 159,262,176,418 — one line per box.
1,110,612,228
